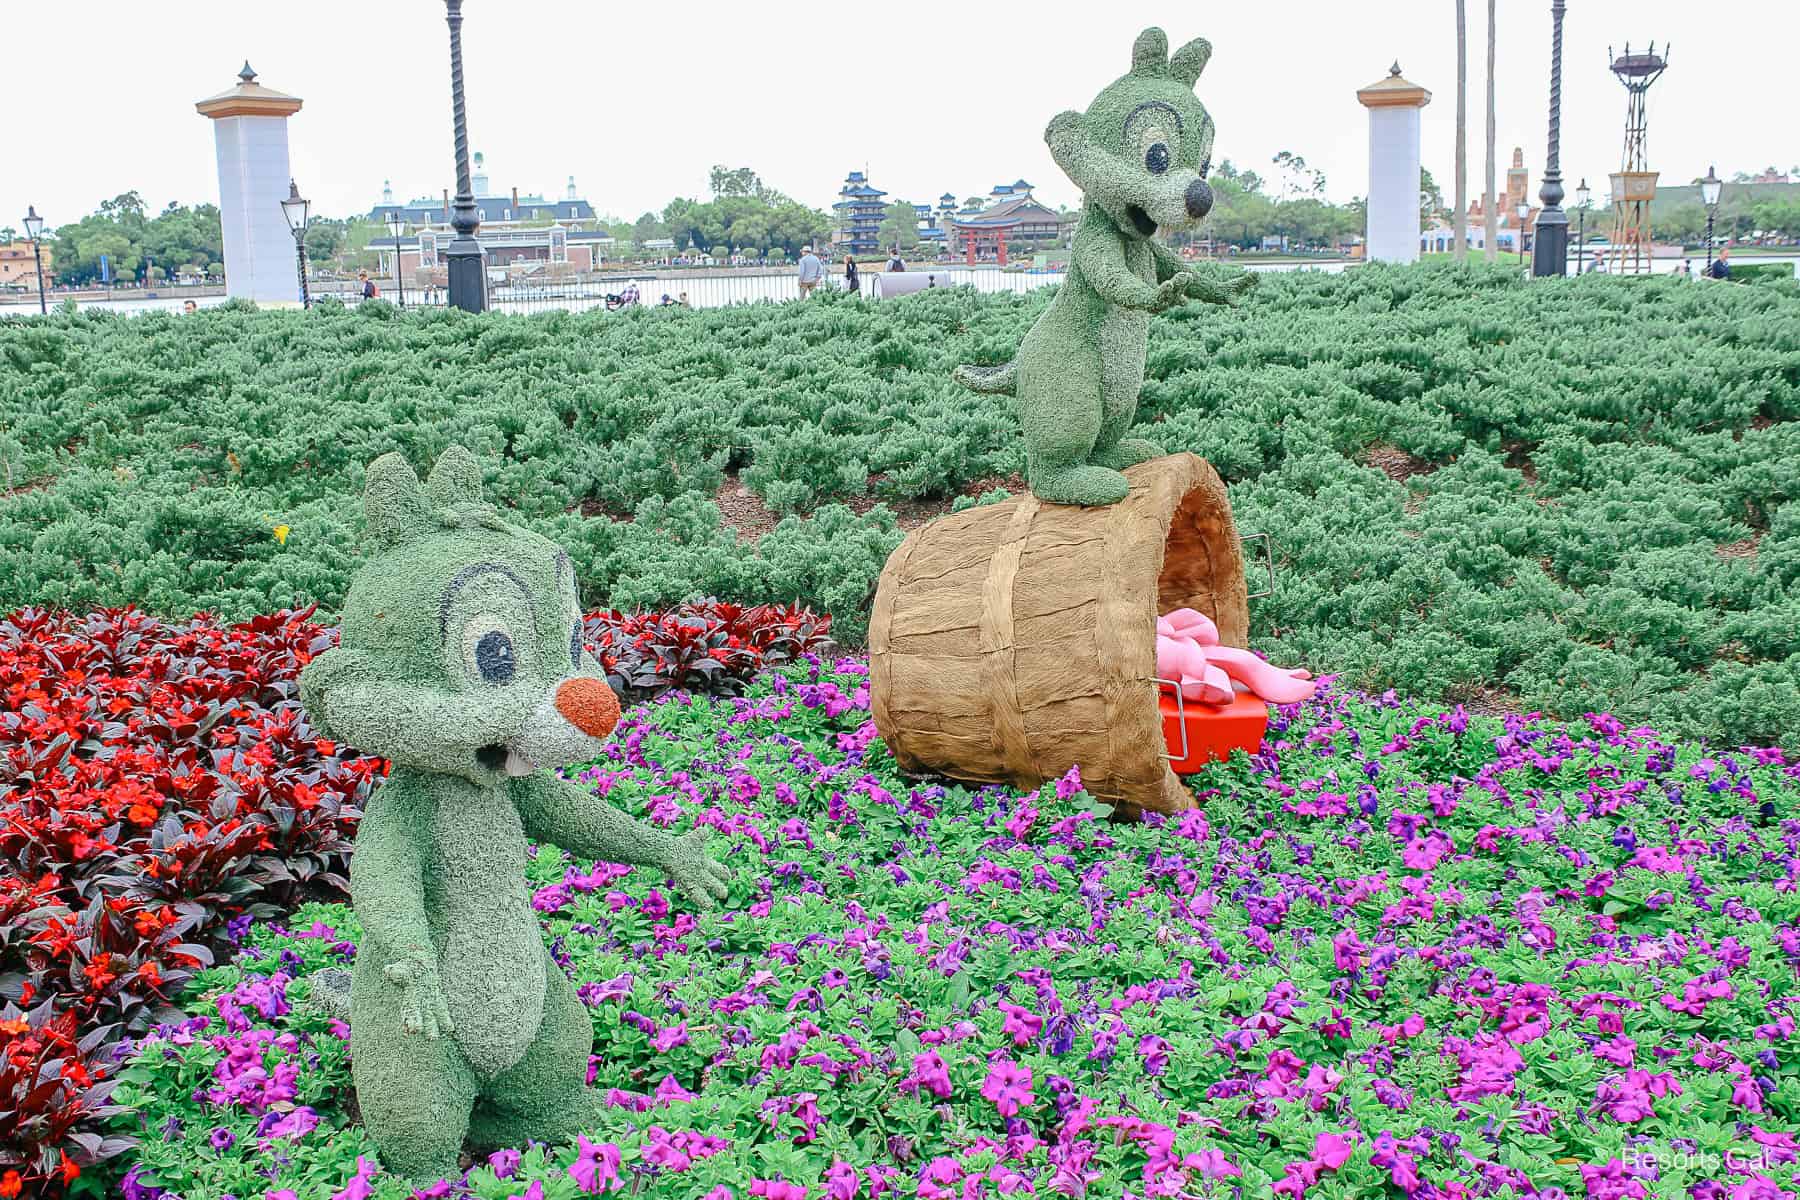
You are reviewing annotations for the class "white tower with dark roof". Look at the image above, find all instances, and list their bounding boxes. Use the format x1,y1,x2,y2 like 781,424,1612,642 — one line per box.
195,63,304,304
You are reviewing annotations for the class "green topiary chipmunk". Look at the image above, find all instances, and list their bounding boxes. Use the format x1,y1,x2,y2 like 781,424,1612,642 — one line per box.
955,27,1256,507
299,446,731,1183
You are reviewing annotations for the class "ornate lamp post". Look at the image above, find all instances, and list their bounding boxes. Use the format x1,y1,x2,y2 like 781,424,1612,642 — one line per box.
22,205,47,315
280,179,311,309
1517,202,1533,264
386,209,407,308
1533,0,1570,276
1700,165,1722,278
1574,178,1591,268
443,0,486,312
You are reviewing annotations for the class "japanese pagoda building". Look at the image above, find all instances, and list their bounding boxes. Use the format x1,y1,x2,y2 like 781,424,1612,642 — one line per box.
943,181,1066,264
832,171,889,255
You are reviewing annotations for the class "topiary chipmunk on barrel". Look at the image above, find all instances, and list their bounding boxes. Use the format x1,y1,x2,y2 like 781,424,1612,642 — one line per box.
299,446,731,1184
955,27,1256,507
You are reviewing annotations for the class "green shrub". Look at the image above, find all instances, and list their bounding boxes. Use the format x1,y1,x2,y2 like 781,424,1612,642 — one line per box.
5,262,1800,740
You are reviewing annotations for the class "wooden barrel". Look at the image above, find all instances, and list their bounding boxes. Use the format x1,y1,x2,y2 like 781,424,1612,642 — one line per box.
869,453,1250,815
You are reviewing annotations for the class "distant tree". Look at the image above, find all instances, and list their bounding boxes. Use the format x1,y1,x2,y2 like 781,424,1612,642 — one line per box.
709,165,762,198
1420,167,1445,220
1656,203,1707,243
1272,151,1326,201
962,196,987,211
304,219,345,264
99,192,147,223
876,201,921,252
766,201,832,257
632,212,663,244
663,198,707,251
0,226,14,244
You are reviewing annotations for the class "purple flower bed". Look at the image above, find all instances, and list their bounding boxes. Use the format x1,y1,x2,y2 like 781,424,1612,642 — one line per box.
105,660,1800,1199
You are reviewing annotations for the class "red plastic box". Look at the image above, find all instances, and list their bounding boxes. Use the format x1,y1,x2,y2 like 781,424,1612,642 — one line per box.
1159,689,1269,773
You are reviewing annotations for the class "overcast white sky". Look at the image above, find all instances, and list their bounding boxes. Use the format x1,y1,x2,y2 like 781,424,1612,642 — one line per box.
4,0,1793,231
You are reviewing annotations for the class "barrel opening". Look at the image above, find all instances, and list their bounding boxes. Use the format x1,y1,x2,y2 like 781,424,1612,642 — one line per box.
1155,476,1250,649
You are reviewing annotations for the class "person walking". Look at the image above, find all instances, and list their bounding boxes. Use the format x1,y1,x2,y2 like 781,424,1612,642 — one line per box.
843,254,859,295
796,245,824,298
887,247,906,273
1709,246,1732,280
358,270,379,301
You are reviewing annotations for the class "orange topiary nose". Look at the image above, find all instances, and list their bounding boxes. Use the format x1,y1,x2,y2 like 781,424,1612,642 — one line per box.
555,677,620,739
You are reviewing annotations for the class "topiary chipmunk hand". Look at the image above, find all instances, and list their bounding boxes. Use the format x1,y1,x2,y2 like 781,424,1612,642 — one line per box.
383,953,455,1039
298,445,735,1184
661,827,733,911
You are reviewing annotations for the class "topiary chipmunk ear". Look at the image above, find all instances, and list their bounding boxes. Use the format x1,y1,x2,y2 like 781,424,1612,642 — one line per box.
425,444,485,510
1130,27,1169,76
1169,37,1212,88
364,452,433,548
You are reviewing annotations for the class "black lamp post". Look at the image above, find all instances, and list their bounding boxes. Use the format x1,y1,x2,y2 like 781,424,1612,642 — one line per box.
1532,0,1570,276
1700,165,1723,278
386,209,407,308
22,205,47,315
443,0,487,312
1517,202,1533,265
280,179,311,309
1574,178,1591,269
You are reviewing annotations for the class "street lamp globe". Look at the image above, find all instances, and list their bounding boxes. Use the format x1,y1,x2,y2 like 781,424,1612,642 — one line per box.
281,180,311,235
1700,166,1723,210
386,209,405,238
23,206,45,241
1575,179,1591,211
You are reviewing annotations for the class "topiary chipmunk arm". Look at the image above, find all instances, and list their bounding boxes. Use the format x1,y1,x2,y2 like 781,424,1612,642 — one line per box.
1070,213,1174,311
346,775,435,962
1148,240,1259,304
510,773,732,911
345,773,455,1039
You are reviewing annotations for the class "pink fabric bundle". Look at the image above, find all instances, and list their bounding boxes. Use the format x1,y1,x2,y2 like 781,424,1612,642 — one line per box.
1155,608,1316,706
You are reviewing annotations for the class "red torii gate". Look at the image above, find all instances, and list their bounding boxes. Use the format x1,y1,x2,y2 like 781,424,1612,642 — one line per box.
960,224,1010,266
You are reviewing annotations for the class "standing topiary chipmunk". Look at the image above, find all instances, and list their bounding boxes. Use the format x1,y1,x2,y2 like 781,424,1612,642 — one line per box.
955,27,1256,507
298,446,731,1183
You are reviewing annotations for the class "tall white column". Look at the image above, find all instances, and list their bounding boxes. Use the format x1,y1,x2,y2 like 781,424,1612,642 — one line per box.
196,64,304,305
1357,64,1432,265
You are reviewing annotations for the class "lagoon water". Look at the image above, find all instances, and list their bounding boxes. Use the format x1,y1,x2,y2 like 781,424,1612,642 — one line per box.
4,254,1786,317
0,261,1345,317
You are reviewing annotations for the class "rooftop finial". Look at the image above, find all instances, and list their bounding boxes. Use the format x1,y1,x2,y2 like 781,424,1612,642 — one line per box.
1390,60,1403,77
239,61,257,84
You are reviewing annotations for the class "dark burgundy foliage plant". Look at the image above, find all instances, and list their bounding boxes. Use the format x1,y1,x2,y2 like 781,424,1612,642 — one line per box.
0,599,829,1193
583,600,835,704
0,607,374,1194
